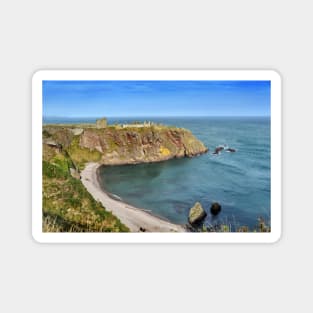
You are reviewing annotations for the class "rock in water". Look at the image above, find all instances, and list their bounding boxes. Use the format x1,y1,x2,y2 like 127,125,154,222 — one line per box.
210,202,222,216
188,202,207,225
225,148,236,153
212,146,224,155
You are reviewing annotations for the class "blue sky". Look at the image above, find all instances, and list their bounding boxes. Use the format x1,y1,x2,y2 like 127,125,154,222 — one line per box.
43,80,270,117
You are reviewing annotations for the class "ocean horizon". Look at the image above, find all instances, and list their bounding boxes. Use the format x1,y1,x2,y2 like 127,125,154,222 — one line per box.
43,115,270,124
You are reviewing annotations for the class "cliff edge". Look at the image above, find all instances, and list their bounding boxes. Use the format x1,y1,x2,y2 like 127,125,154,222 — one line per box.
44,123,208,167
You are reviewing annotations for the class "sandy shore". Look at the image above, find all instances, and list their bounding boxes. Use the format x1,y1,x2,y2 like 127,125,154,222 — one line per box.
81,163,186,232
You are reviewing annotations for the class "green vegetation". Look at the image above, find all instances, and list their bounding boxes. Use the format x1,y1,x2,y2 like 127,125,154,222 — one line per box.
43,153,70,178
42,141,129,232
43,174,129,232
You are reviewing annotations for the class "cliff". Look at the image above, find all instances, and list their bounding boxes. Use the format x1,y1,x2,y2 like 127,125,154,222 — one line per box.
44,124,208,167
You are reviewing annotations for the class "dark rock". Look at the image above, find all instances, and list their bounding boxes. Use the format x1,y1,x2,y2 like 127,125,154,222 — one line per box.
188,202,207,225
139,227,146,232
212,146,224,155
210,202,222,215
225,148,236,152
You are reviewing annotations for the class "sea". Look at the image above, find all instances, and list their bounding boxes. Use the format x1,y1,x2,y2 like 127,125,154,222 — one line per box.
44,116,271,230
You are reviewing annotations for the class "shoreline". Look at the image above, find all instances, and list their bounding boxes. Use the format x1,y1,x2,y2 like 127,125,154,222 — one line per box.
80,162,186,232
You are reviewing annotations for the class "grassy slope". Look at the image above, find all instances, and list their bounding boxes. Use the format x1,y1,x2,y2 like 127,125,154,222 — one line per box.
42,144,129,232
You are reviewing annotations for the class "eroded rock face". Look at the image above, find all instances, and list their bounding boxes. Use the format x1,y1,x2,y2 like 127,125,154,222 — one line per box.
43,127,74,148
188,202,207,225
80,130,104,153
78,126,208,165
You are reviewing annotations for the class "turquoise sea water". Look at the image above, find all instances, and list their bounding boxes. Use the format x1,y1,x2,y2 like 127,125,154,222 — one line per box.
45,116,271,229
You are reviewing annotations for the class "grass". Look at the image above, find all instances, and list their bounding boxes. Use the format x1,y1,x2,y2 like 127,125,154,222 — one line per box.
42,144,129,232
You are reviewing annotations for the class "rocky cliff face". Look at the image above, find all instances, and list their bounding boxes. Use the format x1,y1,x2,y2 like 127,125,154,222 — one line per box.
43,124,208,166
79,125,208,165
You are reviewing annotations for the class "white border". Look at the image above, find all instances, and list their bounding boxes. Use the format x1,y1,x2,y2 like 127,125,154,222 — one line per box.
32,70,281,243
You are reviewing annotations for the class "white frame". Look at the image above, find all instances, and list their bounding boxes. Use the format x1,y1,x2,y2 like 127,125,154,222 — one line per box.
32,70,282,243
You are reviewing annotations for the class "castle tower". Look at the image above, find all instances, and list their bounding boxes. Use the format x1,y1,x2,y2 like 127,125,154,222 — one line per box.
96,118,107,129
